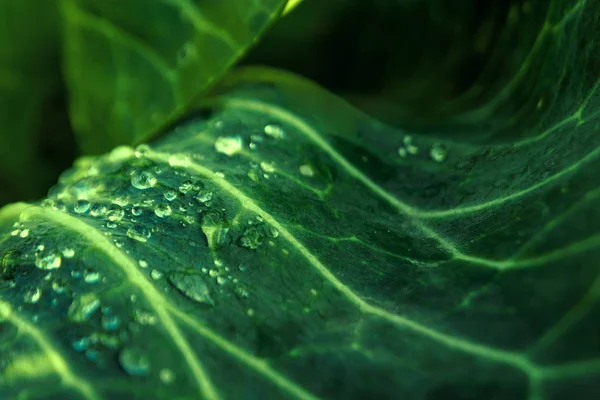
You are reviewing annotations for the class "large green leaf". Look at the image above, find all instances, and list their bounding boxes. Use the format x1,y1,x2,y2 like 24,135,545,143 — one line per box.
243,0,593,141
0,0,75,206
1,50,600,398
61,0,286,154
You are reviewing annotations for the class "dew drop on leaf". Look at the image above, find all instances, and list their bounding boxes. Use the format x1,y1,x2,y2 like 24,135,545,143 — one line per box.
24,287,41,304
160,368,175,384
19,229,29,238
260,161,276,173
127,225,151,242
299,164,314,177
131,170,157,190
195,190,213,203
90,204,108,217
239,226,264,249
214,136,243,156
179,180,194,194
131,206,143,216
84,269,100,284
35,252,62,270
264,123,285,139
154,203,172,218
151,269,163,280
167,272,214,306
430,143,447,162
62,248,75,258
138,259,148,268
101,314,121,331
164,190,177,201
74,199,91,214
107,205,125,221
119,347,150,376
68,293,101,322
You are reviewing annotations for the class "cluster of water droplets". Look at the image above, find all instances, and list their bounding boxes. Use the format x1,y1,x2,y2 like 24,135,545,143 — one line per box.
397,135,447,162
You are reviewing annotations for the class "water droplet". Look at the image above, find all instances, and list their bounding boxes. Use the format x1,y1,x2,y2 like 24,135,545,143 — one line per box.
299,164,314,177
260,161,276,173
264,124,285,139
239,226,264,249
164,190,177,201
430,143,447,162
119,347,150,376
154,204,172,218
19,229,29,238
74,199,91,214
135,144,151,158
247,308,255,317
113,195,130,207
208,269,218,278
407,144,419,155
138,259,148,269
107,205,125,221
214,136,243,156
160,368,175,384
216,276,226,285
24,287,41,304
101,314,121,331
90,204,108,217
106,221,118,229
131,170,157,190
131,206,143,216
62,248,75,258
151,270,163,280
168,272,214,306
179,180,194,194
69,293,100,322
127,225,151,242
195,190,213,203
52,280,66,294
10,229,20,236
247,169,259,182
84,269,100,284
72,337,90,352
269,227,279,238
35,252,62,270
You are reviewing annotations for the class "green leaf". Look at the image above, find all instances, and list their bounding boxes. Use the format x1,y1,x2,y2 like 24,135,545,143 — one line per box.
1,46,600,398
61,0,286,154
244,0,594,139
0,0,75,206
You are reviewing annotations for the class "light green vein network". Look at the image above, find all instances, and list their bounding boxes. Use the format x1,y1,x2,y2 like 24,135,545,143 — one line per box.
0,300,100,400
14,205,320,400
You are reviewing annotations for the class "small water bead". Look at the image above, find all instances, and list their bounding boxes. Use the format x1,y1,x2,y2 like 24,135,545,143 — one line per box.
127,225,151,242
113,195,130,207
90,205,108,217
164,190,177,201
160,368,175,384
119,347,150,376
195,190,213,203
24,287,42,304
154,204,172,218
208,269,218,278
151,270,163,280
264,124,285,139
269,227,280,238
131,206,143,216
299,164,314,177
107,205,125,221
214,136,243,156
168,272,214,306
216,276,226,285
430,143,447,162
35,252,62,270
106,221,118,229
131,170,157,190
68,293,100,322
72,337,90,352
84,269,101,284
135,144,151,158
74,199,91,214
101,315,121,331
179,180,194,194
19,229,29,238
398,147,407,157
52,280,67,294
260,161,276,173
138,260,148,269
62,248,75,258
10,229,20,236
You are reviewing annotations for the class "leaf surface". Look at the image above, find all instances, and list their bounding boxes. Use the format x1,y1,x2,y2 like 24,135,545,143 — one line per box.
61,0,285,153
1,52,600,398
